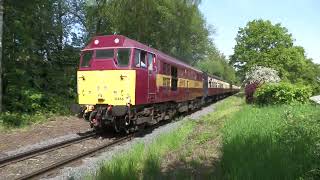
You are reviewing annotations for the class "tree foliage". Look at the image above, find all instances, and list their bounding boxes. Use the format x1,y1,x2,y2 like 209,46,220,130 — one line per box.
83,0,237,81
1,0,237,117
83,0,211,64
196,46,237,83
230,19,319,93
3,0,79,113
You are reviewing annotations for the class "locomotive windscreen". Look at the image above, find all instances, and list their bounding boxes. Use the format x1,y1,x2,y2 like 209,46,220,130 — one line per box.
117,48,131,67
80,50,93,67
96,49,114,59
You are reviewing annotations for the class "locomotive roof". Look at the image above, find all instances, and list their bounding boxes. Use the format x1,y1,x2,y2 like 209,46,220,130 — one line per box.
82,35,202,73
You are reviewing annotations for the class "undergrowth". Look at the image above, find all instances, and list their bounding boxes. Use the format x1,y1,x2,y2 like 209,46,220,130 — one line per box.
0,96,73,129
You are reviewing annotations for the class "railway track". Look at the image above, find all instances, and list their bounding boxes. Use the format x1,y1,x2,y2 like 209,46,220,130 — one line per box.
0,106,207,180
15,135,134,180
0,130,96,168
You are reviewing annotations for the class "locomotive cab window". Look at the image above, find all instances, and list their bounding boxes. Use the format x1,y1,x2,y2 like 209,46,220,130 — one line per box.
147,53,154,71
80,50,93,67
95,49,114,59
117,48,130,67
134,49,147,68
171,66,178,91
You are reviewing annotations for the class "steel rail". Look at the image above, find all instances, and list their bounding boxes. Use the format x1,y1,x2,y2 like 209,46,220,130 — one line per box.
0,131,96,168
16,134,134,180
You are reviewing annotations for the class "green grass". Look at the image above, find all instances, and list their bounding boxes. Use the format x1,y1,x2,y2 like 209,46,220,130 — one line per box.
158,96,244,180
221,103,320,179
91,96,244,180
90,95,320,179
93,119,196,180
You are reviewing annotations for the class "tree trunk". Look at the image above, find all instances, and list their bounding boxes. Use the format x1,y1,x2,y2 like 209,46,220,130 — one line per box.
57,0,63,52
0,0,4,112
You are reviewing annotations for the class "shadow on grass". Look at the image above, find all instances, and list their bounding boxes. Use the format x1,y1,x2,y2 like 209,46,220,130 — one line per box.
220,132,320,180
160,157,222,180
96,153,221,180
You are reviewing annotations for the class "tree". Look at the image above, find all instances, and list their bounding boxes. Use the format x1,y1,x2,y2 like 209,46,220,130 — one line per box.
196,47,237,83
0,0,3,112
230,19,319,93
230,20,293,79
2,0,81,113
83,0,212,64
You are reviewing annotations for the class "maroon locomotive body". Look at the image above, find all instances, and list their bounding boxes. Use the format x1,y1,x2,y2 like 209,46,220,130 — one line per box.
77,35,239,132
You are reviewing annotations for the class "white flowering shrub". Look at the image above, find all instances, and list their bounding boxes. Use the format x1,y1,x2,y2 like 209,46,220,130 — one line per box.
244,66,281,85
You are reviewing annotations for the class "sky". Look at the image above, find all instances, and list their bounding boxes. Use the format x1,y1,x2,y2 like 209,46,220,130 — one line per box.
199,0,320,64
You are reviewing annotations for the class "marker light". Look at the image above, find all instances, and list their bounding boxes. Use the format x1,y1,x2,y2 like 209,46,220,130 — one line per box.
94,39,99,45
114,38,120,44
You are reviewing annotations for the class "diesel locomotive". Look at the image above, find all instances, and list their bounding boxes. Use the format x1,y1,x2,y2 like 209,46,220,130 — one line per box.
77,35,240,132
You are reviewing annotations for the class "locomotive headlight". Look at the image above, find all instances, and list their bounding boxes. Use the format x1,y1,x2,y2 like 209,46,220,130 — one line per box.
94,39,99,45
114,38,120,44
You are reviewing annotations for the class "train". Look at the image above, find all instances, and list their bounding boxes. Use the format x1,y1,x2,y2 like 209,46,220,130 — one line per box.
77,35,240,132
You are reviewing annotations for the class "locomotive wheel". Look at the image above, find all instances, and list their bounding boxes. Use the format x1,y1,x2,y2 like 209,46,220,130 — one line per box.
89,110,100,130
113,116,132,134
113,119,121,133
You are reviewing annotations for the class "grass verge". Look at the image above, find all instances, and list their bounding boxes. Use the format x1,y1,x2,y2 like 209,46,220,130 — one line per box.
93,120,196,180
160,96,244,179
90,96,320,179
91,96,244,180
221,103,320,179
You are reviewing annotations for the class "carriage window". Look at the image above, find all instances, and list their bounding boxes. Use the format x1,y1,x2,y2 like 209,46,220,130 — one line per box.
134,49,147,68
96,49,114,59
80,50,93,67
162,63,171,75
117,48,130,67
147,53,154,71
162,63,166,74
171,66,178,91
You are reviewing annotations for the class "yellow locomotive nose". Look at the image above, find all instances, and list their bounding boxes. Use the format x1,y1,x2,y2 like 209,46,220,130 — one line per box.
77,70,136,106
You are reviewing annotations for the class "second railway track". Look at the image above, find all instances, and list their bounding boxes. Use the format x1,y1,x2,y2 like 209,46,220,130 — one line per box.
0,115,182,179
0,130,96,168
15,134,134,180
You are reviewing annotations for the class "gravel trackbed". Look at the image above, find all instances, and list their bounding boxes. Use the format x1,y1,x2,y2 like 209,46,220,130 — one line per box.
47,103,217,180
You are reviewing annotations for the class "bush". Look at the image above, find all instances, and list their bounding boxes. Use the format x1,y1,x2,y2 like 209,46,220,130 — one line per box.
254,83,312,105
0,113,26,127
0,112,49,128
244,66,281,104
